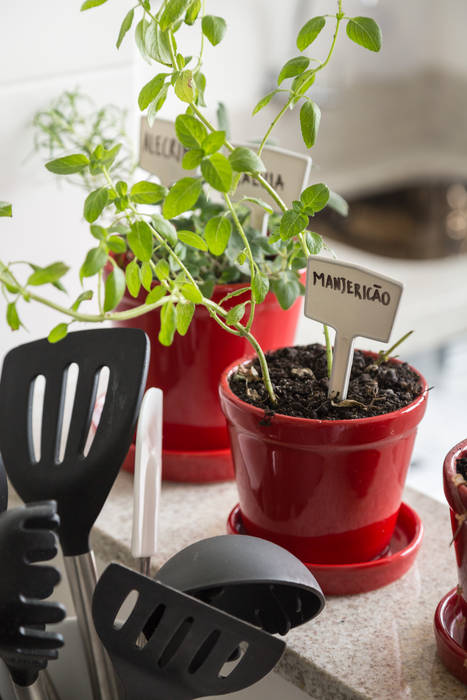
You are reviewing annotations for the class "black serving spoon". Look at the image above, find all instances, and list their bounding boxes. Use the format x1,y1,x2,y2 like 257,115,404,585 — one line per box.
155,534,325,635
0,328,150,700
0,500,65,699
92,563,285,700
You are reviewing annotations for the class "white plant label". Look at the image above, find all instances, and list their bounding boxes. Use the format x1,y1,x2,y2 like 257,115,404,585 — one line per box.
304,257,403,400
234,144,312,228
139,117,195,186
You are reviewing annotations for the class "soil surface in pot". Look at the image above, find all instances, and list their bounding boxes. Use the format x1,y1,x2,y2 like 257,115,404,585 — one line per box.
456,456,467,480
229,344,423,420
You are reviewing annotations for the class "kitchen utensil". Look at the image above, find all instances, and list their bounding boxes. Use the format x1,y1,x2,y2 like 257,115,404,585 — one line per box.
131,388,163,577
304,256,403,399
155,534,324,635
0,328,150,700
92,563,285,700
0,500,65,699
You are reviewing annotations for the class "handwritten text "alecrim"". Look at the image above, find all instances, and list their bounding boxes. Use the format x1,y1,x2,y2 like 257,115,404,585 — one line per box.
313,271,391,306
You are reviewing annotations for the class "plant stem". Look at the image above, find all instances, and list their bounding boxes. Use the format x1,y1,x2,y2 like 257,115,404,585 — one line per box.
224,192,256,330
323,325,333,376
258,96,293,157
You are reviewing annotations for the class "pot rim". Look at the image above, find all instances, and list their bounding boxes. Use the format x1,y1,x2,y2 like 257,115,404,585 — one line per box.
443,438,467,512
219,348,429,427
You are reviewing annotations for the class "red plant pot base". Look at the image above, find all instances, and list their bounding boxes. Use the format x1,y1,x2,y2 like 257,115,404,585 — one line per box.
434,589,467,686
227,501,423,595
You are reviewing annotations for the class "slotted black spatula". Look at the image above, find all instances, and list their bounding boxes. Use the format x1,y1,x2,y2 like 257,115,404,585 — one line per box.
0,328,150,700
92,563,285,700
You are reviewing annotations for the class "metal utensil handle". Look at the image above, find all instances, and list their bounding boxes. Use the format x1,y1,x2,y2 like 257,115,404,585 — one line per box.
328,331,355,400
64,552,121,700
12,673,50,700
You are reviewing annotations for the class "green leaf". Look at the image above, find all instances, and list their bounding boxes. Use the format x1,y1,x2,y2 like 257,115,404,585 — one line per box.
127,221,154,262
159,302,176,346
205,215,232,254
182,149,204,169
6,302,20,331
80,0,108,10
45,154,89,175
300,100,321,148
194,71,207,107
201,153,232,192
140,261,153,291
125,259,141,298
100,144,122,169
147,84,169,126
130,181,168,204
346,17,382,52
252,90,279,116
327,190,349,217
271,272,301,310
145,285,166,305
202,130,225,155
278,56,310,85
107,236,126,253
201,15,227,46
185,0,201,25
181,283,203,303
48,323,69,343
90,224,106,241
226,303,246,325
177,230,208,251
252,271,270,304
0,202,12,217
300,183,330,214
84,187,108,223
135,18,151,64
291,69,316,98
144,21,172,64
28,262,69,286
240,196,273,214
296,16,326,51
138,73,168,111
174,70,195,103
229,147,265,174
159,0,192,32
71,290,93,311
199,279,215,299
152,214,177,246
104,266,126,311
279,210,308,240
175,114,207,149
116,8,134,48
163,177,203,218
154,259,170,281
79,247,107,279
176,301,195,335
306,231,324,255
216,102,230,136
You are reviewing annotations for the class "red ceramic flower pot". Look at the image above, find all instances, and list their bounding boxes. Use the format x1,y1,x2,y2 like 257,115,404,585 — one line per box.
113,279,303,481
443,439,467,622
219,353,428,565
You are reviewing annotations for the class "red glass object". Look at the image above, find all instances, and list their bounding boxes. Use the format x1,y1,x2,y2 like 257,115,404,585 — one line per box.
227,501,423,595
219,353,428,564
113,279,303,481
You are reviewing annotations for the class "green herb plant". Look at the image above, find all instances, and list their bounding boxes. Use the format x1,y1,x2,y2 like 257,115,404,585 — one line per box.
0,0,382,405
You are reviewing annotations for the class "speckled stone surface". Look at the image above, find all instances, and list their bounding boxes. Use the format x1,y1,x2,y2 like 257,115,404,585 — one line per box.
8,479,467,699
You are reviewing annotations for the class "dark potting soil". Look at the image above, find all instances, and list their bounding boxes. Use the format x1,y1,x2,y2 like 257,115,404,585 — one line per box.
229,344,423,421
456,456,467,481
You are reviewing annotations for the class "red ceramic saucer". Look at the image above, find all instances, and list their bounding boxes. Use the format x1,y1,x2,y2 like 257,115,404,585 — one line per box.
226,501,423,596
434,588,467,685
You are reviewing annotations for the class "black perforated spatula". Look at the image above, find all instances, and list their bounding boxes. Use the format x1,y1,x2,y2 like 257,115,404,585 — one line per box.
0,328,150,700
92,563,285,700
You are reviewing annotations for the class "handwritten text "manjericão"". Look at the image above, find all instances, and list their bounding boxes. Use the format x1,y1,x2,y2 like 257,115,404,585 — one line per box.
313,271,391,306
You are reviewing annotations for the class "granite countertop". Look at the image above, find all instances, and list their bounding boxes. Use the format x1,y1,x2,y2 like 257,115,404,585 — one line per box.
70,476,465,700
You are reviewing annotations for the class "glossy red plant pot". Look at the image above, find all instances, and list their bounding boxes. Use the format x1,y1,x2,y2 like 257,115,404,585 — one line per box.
443,439,467,623
113,278,303,481
219,353,428,564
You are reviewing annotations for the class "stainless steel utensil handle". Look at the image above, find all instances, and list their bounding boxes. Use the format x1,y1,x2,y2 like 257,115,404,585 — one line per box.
13,672,51,700
64,552,121,700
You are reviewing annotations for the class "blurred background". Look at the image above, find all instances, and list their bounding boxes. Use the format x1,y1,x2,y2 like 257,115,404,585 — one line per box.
1,0,467,501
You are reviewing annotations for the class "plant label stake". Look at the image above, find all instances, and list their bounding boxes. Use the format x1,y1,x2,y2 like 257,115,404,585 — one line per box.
305,257,403,400
139,117,196,186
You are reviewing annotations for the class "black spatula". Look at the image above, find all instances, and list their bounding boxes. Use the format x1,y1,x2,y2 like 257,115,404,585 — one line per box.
0,328,150,700
92,563,285,700
0,500,65,698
